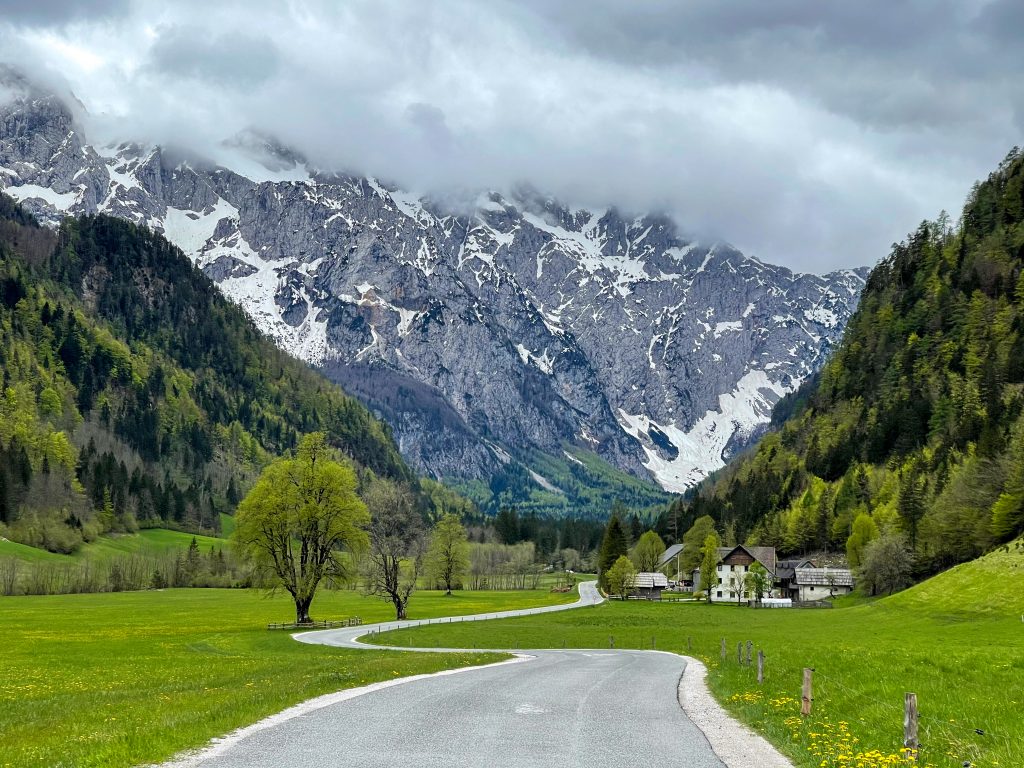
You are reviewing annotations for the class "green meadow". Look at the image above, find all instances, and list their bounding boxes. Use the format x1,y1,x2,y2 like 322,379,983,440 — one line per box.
377,542,1024,768
0,586,575,768
0,528,229,564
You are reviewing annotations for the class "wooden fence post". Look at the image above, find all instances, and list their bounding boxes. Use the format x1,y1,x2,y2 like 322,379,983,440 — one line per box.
904,693,918,751
746,640,753,666
721,638,727,659
757,650,764,684
687,636,692,652
737,642,743,664
801,668,814,717
610,635,615,649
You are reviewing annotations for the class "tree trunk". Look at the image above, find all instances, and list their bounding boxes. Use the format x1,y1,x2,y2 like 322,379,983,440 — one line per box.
395,598,407,620
295,595,313,624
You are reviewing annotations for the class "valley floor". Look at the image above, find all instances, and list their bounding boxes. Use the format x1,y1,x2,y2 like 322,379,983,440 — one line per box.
0,587,574,767
375,546,1024,768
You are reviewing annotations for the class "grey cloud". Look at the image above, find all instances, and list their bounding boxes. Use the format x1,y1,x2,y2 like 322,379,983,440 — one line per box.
147,26,281,88
1,0,1020,273
0,0,129,26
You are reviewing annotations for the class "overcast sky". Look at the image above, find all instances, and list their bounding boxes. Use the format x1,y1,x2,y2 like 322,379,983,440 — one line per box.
1,0,1021,272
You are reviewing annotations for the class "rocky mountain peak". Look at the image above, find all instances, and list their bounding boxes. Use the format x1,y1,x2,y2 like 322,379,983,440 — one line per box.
0,73,869,500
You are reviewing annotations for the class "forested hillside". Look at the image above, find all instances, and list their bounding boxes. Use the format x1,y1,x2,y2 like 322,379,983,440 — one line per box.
674,148,1024,577
0,195,410,552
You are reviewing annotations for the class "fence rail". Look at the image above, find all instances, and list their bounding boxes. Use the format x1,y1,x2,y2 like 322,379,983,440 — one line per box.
267,617,362,630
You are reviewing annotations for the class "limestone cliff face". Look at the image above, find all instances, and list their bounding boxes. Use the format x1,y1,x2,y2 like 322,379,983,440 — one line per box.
0,70,867,490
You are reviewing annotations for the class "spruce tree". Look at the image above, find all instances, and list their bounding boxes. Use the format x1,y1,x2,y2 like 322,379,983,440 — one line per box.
597,512,628,591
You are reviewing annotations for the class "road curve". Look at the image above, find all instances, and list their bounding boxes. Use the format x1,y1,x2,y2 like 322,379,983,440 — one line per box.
294,579,608,651
168,583,726,768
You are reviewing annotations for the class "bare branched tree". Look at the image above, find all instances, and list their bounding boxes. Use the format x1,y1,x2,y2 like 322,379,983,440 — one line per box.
361,478,424,619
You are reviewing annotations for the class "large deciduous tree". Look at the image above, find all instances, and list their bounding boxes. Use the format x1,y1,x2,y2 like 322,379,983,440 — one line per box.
605,555,637,600
681,516,717,575
858,531,914,596
846,513,879,570
744,562,771,603
426,513,470,595
233,433,368,624
362,478,424,619
699,532,721,603
631,530,666,573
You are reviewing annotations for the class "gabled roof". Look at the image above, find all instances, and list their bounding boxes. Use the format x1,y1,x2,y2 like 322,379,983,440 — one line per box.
633,572,669,589
716,545,777,574
658,543,684,567
794,567,854,587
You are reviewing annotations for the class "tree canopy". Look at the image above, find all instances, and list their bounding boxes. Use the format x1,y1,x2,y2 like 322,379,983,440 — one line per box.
426,512,470,594
597,511,629,590
233,433,368,623
605,555,637,600
631,530,666,572
361,477,424,619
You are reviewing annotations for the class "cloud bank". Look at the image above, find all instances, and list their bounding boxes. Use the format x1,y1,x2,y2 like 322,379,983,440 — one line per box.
2,0,1021,272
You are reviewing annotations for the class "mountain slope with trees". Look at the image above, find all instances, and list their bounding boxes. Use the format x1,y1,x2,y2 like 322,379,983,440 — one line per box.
670,148,1024,580
0,194,410,552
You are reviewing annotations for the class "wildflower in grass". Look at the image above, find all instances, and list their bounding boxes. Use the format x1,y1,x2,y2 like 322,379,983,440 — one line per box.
728,690,764,704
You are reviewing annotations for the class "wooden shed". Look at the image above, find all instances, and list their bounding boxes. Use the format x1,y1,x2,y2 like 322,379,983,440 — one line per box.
632,571,669,600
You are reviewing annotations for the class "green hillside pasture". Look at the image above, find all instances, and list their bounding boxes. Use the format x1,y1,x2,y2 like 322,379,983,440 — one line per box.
0,529,229,564
0,585,576,768
0,538,71,563
377,546,1024,768
74,529,230,561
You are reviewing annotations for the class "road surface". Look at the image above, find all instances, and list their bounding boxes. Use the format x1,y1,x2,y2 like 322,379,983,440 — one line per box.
169,583,725,767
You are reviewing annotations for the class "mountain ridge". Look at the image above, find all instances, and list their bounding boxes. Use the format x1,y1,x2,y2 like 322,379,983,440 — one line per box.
676,147,1024,577
0,191,410,552
0,69,869,500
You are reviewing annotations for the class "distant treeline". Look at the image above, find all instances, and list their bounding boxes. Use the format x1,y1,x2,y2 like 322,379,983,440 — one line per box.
0,538,246,597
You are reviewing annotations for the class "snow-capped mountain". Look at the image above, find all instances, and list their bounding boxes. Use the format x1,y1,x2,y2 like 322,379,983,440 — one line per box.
0,68,868,492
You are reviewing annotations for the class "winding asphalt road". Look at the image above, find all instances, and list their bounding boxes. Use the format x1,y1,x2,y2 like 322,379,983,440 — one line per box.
171,583,725,767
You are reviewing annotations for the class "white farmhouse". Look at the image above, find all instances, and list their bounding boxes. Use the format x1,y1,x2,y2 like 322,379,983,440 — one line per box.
693,545,777,604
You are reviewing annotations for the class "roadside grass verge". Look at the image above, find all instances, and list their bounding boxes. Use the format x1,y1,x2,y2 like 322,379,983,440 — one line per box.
0,586,574,768
377,546,1024,768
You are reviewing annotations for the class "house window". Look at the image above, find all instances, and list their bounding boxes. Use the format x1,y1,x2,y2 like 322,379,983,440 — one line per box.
716,591,722,598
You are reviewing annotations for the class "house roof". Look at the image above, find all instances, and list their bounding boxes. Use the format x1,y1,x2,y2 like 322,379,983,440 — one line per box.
716,545,777,574
633,572,669,589
776,558,815,580
794,567,854,587
658,543,684,567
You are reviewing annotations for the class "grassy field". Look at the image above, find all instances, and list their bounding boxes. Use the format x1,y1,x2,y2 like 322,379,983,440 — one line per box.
0,529,230,565
0,538,72,563
0,585,576,768
377,542,1024,768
